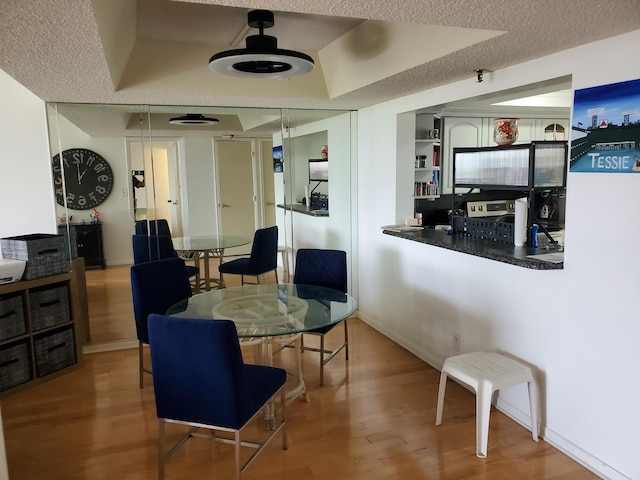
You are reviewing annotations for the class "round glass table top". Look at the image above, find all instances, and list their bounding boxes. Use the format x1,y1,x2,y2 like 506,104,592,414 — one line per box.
171,235,252,251
167,283,357,338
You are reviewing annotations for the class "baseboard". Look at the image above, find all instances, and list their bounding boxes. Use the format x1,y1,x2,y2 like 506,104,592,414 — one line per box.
83,338,138,354
358,313,628,480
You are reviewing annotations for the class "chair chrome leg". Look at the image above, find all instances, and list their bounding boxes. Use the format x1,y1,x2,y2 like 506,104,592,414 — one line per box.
234,430,241,480
158,419,165,480
319,335,325,386
139,341,144,388
344,319,349,360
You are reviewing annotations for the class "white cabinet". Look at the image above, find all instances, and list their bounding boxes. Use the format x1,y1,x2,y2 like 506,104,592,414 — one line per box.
443,116,569,193
442,117,483,193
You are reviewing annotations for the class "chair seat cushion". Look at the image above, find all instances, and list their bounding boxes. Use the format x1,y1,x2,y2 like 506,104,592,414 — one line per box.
244,364,286,409
219,257,255,275
185,265,199,278
306,321,341,336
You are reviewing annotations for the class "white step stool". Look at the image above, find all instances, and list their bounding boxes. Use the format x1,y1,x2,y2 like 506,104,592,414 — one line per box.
435,351,539,458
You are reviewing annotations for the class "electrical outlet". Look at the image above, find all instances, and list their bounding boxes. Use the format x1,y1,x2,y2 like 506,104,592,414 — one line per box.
453,333,461,352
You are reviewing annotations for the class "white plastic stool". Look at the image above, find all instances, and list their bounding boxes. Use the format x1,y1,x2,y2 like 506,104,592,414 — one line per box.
435,351,539,458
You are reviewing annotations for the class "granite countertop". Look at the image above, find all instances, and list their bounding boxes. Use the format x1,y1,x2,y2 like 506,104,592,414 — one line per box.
277,204,329,217
382,227,563,270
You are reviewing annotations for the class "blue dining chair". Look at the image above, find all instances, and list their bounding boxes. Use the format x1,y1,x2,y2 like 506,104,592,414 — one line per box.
135,219,172,237
132,234,200,289
293,248,349,386
130,258,193,388
148,314,287,480
218,225,278,286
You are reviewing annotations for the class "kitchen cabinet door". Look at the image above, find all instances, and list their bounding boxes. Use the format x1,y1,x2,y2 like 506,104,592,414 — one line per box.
443,117,482,193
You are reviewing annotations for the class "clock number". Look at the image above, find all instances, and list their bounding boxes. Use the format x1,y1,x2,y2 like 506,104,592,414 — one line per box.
88,192,97,202
77,196,87,207
54,176,63,185
94,162,106,173
66,192,76,203
95,185,107,195
97,174,110,183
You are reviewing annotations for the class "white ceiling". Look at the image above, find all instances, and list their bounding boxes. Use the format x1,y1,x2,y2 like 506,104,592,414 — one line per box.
1,0,639,111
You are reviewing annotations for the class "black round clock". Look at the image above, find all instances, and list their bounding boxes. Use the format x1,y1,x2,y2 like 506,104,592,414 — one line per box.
52,148,114,210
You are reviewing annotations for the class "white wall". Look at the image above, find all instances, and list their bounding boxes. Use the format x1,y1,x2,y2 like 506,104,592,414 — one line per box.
357,30,640,480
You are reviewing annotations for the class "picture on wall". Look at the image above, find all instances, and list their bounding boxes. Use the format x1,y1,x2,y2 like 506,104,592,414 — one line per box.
570,77,640,173
273,145,283,173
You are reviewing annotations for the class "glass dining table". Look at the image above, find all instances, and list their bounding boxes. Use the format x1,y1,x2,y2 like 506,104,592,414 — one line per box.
167,283,358,404
172,235,252,291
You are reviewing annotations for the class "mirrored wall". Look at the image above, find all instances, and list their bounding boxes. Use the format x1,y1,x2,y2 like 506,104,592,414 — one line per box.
47,103,357,347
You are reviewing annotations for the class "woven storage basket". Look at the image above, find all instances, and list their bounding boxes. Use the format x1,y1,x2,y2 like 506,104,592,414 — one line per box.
0,341,32,392
34,327,76,378
0,292,26,341
0,234,68,280
29,284,71,332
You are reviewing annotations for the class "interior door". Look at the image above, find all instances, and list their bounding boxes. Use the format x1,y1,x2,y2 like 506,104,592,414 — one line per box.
216,139,255,256
260,138,276,227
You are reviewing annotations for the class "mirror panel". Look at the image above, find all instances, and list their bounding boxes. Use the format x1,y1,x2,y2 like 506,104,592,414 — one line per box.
46,102,356,347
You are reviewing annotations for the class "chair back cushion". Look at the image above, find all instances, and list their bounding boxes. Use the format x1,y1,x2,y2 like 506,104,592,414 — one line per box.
132,234,177,264
148,315,277,429
294,249,347,293
130,258,193,344
248,225,278,273
135,219,171,237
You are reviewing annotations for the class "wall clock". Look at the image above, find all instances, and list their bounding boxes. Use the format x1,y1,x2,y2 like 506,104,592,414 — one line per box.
52,148,114,210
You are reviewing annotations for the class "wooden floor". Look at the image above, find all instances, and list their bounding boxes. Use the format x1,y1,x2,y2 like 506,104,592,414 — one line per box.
1,267,597,479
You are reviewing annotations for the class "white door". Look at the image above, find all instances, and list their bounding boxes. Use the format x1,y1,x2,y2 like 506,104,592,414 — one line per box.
260,138,277,227
216,139,255,256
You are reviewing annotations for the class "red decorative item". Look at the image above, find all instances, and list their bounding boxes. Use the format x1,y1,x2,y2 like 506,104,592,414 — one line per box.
493,118,519,146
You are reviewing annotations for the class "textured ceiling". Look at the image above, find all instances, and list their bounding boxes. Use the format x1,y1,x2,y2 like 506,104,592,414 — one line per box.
1,0,639,111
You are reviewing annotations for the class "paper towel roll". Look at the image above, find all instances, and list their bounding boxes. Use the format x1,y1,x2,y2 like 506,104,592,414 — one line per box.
514,198,528,246
304,185,310,207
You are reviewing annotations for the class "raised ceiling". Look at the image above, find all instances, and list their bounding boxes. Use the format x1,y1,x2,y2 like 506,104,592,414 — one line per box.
1,0,639,110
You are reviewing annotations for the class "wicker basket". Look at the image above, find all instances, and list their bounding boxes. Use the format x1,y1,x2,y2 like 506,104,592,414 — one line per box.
0,292,26,341
29,284,71,332
0,234,68,280
0,341,32,392
34,327,76,378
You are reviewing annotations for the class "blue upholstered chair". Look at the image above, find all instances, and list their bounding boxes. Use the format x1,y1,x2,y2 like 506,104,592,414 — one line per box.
148,314,287,480
218,225,278,286
135,219,172,237
130,258,193,388
294,248,349,386
132,234,200,288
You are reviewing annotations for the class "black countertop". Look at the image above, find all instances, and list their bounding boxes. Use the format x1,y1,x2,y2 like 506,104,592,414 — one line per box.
277,204,329,217
382,228,563,270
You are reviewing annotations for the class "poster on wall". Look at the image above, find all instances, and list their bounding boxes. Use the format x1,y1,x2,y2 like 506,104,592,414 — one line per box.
570,78,640,173
273,145,283,173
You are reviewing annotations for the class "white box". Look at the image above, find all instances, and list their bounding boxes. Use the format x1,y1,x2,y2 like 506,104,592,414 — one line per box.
0,259,27,284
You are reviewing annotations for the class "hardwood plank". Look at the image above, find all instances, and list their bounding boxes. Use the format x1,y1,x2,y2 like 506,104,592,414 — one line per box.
1,266,598,479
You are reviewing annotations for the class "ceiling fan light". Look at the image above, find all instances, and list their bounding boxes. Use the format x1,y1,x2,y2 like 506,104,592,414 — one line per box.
169,114,219,125
208,10,315,79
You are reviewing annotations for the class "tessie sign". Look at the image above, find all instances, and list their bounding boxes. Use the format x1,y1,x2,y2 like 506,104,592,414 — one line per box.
569,78,640,173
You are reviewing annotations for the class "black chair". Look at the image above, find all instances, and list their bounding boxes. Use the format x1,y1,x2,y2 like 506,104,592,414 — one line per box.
135,219,171,237
130,258,193,388
148,314,287,480
132,234,200,289
218,226,278,286
293,248,348,386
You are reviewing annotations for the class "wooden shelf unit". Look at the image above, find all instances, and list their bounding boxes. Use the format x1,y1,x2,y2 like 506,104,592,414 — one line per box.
0,259,87,397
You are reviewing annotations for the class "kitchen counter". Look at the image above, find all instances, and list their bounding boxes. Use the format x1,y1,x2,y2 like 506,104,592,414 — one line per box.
277,204,329,217
382,227,563,270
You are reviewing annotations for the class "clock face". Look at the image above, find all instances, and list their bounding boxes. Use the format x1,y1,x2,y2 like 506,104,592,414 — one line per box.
52,148,114,210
